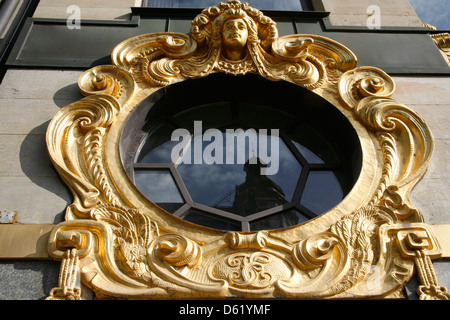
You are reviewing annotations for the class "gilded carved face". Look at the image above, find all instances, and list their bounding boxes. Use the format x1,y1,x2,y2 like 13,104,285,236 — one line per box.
222,18,248,49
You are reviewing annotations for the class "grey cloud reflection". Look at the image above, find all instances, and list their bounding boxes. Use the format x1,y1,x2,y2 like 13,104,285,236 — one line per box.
135,170,184,203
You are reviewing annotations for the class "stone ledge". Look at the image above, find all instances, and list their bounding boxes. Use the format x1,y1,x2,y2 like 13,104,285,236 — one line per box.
0,224,53,259
0,223,449,259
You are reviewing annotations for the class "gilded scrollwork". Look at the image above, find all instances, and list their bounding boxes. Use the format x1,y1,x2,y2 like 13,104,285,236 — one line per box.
155,234,202,268
354,96,434,217
46,94,123,219
338,67,434,223
339,66,396,109
379,224,449,300
431,32,450,65
292,232,340,271
327,206,396,295
278,205,402,298
110,0,357,90
45,0,444,299
78,65,135,104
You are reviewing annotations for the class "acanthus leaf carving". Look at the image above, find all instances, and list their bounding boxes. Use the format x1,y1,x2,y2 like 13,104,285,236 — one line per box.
327,206,397,295
281,205,400,298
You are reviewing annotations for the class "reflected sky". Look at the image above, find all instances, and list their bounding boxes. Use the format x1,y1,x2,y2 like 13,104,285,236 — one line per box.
410,0,450,30
145,0,303,11
300,171,343,213
134,170,184,203
139,139,179,163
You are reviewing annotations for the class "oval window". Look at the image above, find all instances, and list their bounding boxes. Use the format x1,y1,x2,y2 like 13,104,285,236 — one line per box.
122,73,362,232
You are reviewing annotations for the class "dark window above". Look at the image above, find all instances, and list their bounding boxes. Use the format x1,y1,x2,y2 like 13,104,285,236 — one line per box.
145,0,306,11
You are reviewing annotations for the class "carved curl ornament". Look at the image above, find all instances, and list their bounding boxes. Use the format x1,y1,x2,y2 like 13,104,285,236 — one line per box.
46,1,446,299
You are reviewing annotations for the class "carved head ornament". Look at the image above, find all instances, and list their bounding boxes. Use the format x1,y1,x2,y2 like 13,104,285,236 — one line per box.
191,0,278,52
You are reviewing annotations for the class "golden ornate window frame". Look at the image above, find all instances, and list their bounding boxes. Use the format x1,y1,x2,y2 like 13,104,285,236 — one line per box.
45,1,448,300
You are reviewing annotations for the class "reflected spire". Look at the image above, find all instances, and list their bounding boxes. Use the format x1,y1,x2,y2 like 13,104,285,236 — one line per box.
233,157,286,215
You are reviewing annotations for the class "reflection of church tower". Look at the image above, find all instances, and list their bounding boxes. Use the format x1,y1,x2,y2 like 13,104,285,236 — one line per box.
232,158,287,215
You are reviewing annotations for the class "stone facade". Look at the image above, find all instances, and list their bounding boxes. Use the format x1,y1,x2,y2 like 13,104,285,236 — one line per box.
313,0,423,27
392,77,450,297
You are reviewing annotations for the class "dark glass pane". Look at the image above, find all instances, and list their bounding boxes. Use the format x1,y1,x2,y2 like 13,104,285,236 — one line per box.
292,141,324,164
145,0,303,11
257,132,301,203
134,170,185,212
249,209,309,231
237,103,295,131
138,122,180,163
300,171,343,214
290,124,340,164
177,131,301,215
183,209,241,231
173,102,233,131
